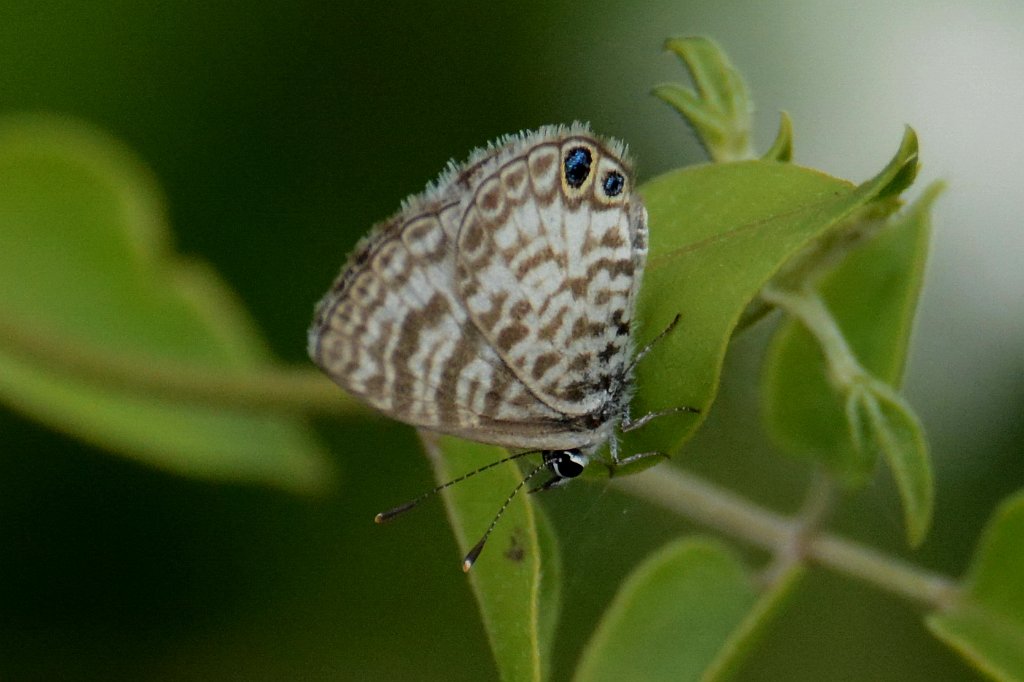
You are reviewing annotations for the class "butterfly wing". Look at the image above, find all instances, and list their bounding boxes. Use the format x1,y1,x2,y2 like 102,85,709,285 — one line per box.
455,134,648,417
308,198,596,450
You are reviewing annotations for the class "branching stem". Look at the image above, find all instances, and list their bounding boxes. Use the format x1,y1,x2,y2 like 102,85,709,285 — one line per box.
2,309,959,610
612,468,960,609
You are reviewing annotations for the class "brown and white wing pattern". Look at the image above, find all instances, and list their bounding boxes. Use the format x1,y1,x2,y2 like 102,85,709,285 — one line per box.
455,134,647,417
308,124,645,451
309,196,587,450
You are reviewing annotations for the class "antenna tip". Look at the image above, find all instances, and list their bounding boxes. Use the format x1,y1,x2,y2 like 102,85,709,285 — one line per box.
462,538,487,572
375,500,417,523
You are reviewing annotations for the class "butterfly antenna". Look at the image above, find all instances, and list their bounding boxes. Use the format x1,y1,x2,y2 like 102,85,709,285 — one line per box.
374,449,542,524
462,460,551,572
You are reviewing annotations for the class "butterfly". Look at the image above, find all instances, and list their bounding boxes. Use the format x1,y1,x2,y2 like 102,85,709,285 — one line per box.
308,124,695,569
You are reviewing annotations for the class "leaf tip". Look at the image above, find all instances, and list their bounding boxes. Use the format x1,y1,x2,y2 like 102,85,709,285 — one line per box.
762,111,794,162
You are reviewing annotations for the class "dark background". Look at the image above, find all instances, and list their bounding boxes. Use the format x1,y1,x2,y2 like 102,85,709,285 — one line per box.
0,1,1020,679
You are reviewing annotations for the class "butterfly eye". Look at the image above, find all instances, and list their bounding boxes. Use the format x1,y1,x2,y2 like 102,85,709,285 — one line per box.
545,449,588,479
602,171,625,197
563,147,592,188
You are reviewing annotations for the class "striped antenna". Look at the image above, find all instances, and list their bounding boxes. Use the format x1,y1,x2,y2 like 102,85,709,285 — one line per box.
461,460,550,572
374,449,542,524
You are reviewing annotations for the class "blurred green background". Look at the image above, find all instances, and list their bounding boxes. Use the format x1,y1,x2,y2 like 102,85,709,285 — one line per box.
1,1,1021,679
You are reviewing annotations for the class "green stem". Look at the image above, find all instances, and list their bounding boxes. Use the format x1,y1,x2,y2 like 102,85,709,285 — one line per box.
761,467,836,587
0,314,366,417
760,284,934,546
760,286,862,387
2,309,957,609
612,468,959,609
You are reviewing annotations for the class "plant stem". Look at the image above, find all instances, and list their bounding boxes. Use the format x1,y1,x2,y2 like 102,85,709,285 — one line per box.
759,286,862,387
761,467,836,587
612,467,960,609
0,314,366,417
2,311,959,609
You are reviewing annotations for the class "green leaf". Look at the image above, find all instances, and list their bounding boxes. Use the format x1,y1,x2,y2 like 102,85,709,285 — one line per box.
927,490,1024,681
861,385,933,545
574,538,800,682
424,434,560,682
420,123,921,682
761,185,940,543
761,112,794,163
0,115,332,492
653,36,754,162
534,492,562,674
702,563,804,681
610,128,920,469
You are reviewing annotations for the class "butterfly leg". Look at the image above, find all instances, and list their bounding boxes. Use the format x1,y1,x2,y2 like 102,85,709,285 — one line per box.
621,313,701,431
610,406,698,475
620,404,700,433
607,450,671,475
627,313,681,372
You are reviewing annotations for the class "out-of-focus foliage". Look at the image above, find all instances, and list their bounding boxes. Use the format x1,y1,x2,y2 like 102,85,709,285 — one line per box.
0,3,1020,681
